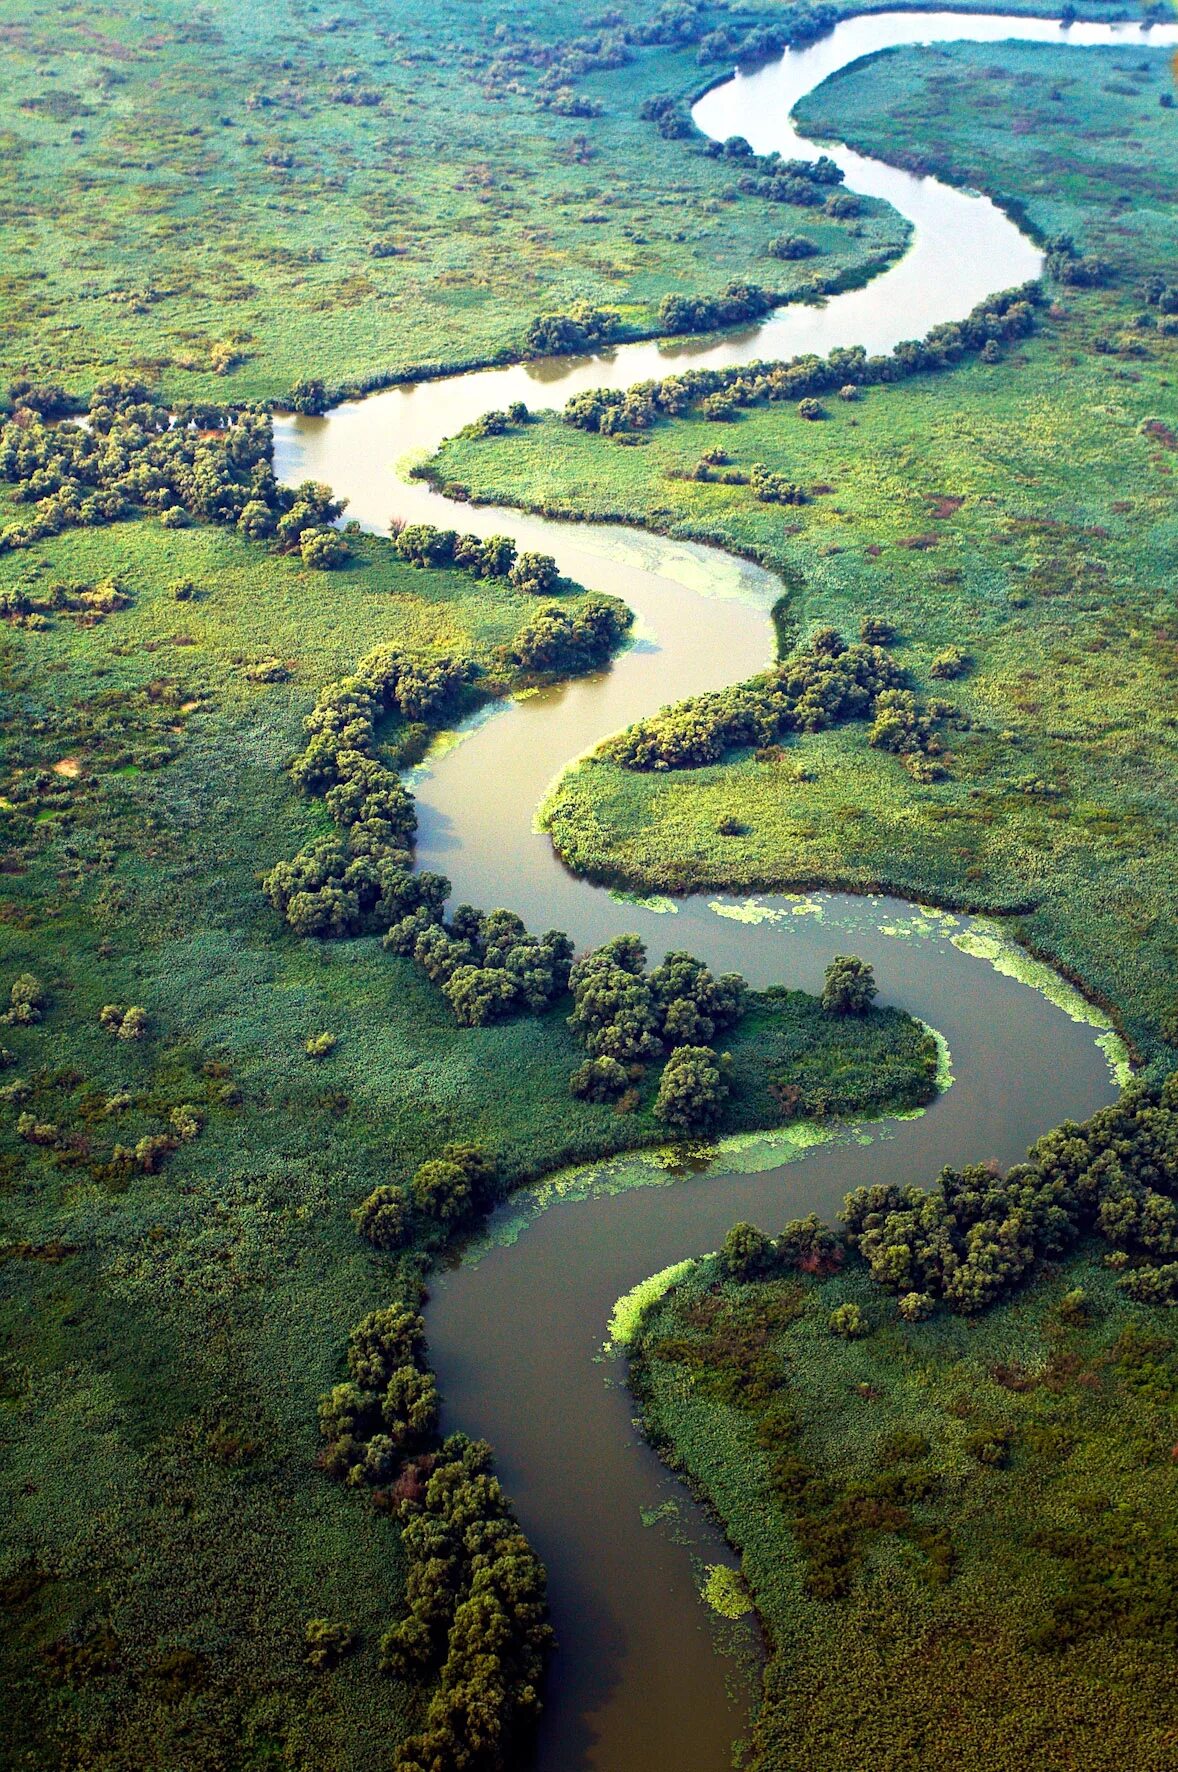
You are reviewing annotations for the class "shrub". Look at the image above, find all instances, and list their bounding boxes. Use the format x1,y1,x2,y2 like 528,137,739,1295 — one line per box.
4,973,46,1026
570,1055,629,1102
768,233,818,261
300,525,349,569
929,645,969,680
305,1031,337,1058
898,1291,935,1322
797,397,825,420
777,1213,843,1274
822,956,877,1016
304,1620,353,1670
508,550,560,596
412,1157,473,1227
829,1302,866,1338
353,1183,410,1250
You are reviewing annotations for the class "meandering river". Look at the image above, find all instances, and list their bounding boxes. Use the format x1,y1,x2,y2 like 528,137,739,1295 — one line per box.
273,14,1177,1768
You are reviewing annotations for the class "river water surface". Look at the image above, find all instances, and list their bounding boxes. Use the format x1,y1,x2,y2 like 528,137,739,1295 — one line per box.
272,14,1176,1769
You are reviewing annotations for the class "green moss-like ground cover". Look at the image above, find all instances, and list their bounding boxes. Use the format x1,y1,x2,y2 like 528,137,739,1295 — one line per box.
429,39,1178,1065
0,489,934,1767
632,1251,1178,1771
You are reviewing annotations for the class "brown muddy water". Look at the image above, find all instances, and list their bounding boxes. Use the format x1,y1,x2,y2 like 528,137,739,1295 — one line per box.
271,14,1177,1768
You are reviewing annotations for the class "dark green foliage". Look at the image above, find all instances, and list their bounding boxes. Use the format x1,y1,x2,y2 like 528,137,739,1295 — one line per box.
842,1074,1178,1314
525,303,621,356
720,1221,777,1281
598,630,928,769
264,643,470,936
658,280,774,336
385,1435,552,1772
768,233,819,260
654,1043,730,1135
567,935,745,1065
568,934,665,1062
750,462,809,505
1118,1260,1178,1305
411,1142,500,1234
392,522,519,581
821,955,877,1016
318,1301,550,1772
599,629,918,770
304,1618,354,1671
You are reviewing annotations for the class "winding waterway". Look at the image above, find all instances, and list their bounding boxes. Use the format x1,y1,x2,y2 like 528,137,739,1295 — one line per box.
273,14,1178,1769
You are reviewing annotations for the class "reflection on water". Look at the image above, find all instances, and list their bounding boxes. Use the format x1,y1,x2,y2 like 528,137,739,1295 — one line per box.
270,15,1176,1769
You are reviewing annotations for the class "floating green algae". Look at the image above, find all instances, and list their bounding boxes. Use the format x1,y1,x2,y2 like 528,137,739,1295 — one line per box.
608,889,679,915
701,1564,754,1620
708,894,824,926
953,921,1131,1086
605,1258,696,1355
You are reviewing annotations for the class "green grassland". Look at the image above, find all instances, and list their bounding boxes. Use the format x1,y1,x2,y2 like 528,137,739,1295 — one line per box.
429,40,1178,1066
0,0,919,404
0,489,935,1768
631,1249,1177,1771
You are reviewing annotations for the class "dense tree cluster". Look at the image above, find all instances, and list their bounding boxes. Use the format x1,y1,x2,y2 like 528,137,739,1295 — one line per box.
657,281,774,337
317,1304,551,1772
638,92,693,139
750,462,808,504
387,1435,552,1772
355,1145,499,1251
263,644,469,938
386,903,576,1028
727,149,845,210
0,379,349,566
1138,273,1178,314
568,935,745,1061
1044,233,1113,289
569,1054,631,1102
599,628,911,770
562,285,1041,435
566,936,746,1131
524,303,621,356
720,1212,843,1281
841,1074,1178,1313
695,4,838,65
499,596,631,676
768,232,819,261
391,521,522,581
318,1306,439,1487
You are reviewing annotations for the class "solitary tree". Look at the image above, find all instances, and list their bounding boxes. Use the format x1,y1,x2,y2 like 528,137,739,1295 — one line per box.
822,955,877,1016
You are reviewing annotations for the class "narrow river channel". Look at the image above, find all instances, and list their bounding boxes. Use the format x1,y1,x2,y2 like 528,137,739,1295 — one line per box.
273,14,1177,1769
